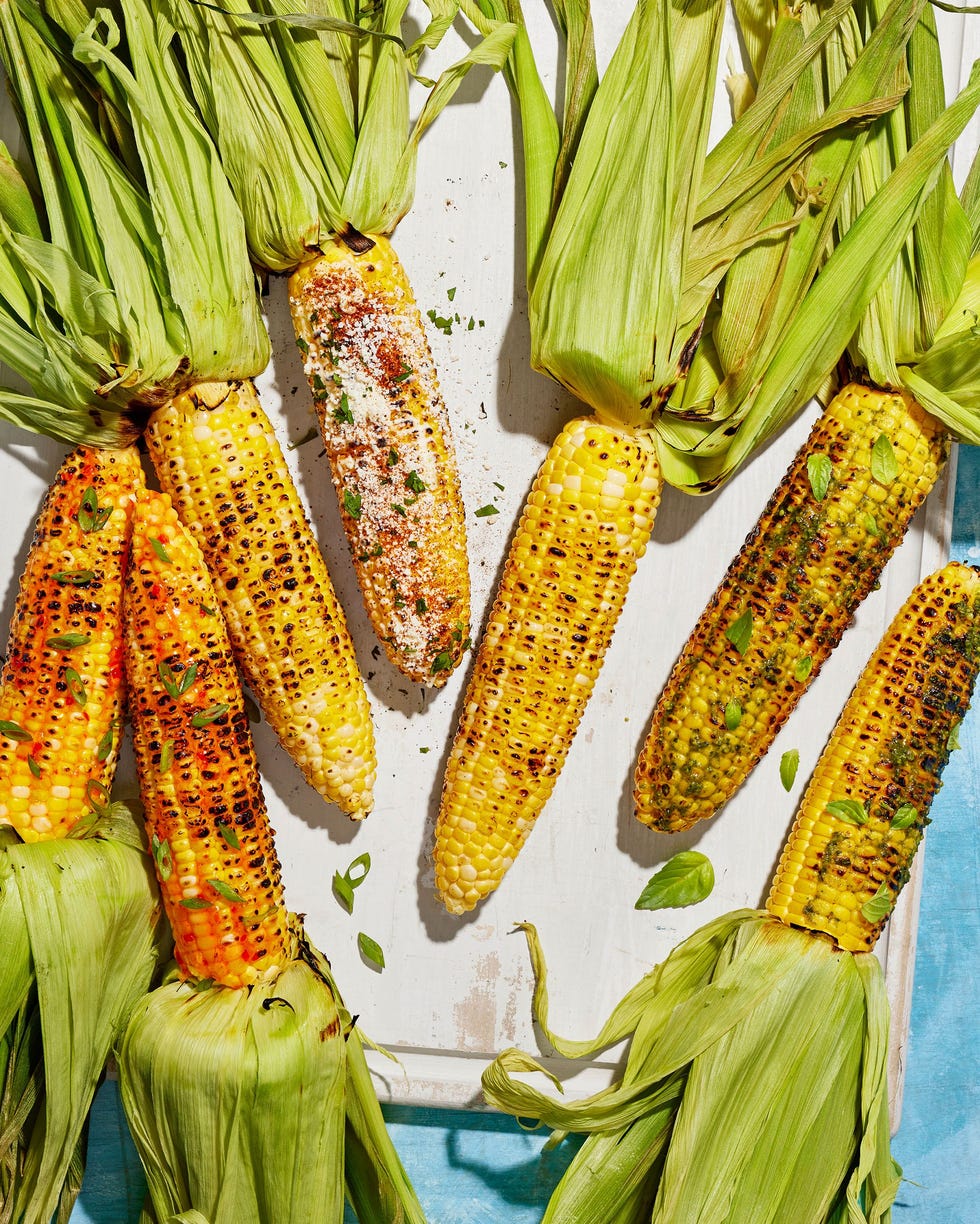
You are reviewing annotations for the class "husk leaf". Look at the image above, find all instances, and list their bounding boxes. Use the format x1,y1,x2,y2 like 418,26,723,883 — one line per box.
657,54,980,489
118,952,347,1224
299,936,429,1224
0,806,163,1224
484,913,900,1224
153,0,515,265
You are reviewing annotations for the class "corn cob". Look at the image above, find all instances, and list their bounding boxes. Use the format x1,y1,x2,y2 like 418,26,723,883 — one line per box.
0,446,143,842
288,233,471,686
145,379,376,819
767,560,980,952
123,487,292,988
434,416,662,914
634,384,950,833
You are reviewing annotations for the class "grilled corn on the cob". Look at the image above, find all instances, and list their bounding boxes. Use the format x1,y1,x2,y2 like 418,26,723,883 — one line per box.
767,560,980,950
434,416,662,914
634,385,950,832
146,378,377,819
289,235,471,686
123,487,292,988
0,446,143,842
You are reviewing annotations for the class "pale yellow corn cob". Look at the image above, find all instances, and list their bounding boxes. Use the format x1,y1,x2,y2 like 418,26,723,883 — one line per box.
0,445,143,841
288,233,471,686
434,416,662,914
767,561,980,951
146,379,376,819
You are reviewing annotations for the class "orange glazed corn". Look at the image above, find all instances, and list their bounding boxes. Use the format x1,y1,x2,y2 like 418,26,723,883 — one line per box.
0,446,143,841
289,234,471,686
434,416,662,914
146,379,376,819
123,488,292,988
767,561,980,952
634,385,950,832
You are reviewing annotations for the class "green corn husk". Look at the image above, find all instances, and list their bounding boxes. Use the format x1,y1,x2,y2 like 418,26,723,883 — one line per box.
118,938,346,1224
0,808,163,1224
119,927,427,1224
483,915,897,1224
134,0,516,270
657,0,980,489
0,0,269,449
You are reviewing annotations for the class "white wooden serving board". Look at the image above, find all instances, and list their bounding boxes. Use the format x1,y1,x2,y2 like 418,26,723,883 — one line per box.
0,0,975,1130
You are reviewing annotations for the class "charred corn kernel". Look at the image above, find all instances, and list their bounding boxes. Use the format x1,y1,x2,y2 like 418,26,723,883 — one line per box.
434,416,661,914
146,379,376,819
767,562,980,952
288,232,471,686
123,488,293,988
635,385,950,833
0,446,143,841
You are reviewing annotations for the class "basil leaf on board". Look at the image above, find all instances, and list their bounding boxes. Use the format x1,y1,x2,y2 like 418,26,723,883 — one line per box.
635,851,715,912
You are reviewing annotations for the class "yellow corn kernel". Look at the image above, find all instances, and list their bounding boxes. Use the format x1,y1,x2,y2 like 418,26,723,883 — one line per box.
434,416,662,914
767,562,980,951
123,488,293,988
146,379,376,819
634,385,950,833
288,233,471,686
0,446,143,841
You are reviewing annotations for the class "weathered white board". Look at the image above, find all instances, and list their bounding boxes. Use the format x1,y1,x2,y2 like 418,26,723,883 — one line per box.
0,0,974,1129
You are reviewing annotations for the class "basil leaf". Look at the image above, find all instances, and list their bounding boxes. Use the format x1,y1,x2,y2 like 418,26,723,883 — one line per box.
890,804,918,830
634,850,714,912
724,699,742,731
826,798,868,825
860,884,893,924
869,434,898,485
806,453,832,501
358,933,386,970
864,513,879,537
779,749,800,792
725,609,753,656
793,655,813,682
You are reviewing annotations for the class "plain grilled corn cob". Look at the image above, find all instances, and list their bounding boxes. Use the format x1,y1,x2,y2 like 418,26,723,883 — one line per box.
434,416,662,914
634,385,950,833
0,446,144,842
767,560,980,951
123,487,293,988
146,379,376,819
289,233,471,686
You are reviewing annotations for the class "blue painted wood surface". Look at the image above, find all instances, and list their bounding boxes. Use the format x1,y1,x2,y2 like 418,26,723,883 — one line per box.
67,446,980,1224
